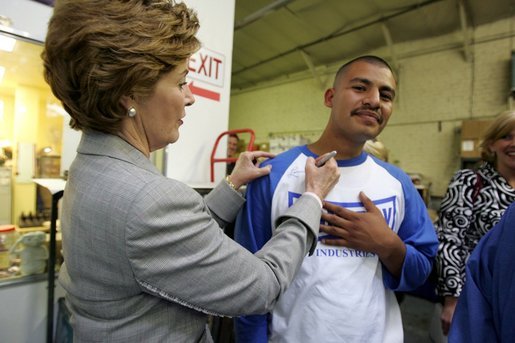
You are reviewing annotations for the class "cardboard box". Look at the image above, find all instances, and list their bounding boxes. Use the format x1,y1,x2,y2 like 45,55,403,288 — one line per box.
460,119,494,158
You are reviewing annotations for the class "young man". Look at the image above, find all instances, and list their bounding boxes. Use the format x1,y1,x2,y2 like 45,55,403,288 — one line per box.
234,55,438,342
226,133,240,175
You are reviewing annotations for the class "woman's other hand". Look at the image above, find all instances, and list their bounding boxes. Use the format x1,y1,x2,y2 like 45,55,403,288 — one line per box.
305,156,340,200
441,296,458,335
229,151,275,189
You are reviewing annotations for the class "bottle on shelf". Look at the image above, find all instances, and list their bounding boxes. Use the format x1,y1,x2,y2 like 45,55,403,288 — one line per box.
0,225,16,271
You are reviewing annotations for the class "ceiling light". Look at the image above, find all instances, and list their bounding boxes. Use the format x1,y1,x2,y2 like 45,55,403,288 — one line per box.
46,102,68,117
0,35,16,52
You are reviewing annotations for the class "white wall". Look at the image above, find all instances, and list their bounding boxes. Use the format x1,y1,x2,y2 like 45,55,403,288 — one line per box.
165,0,236,184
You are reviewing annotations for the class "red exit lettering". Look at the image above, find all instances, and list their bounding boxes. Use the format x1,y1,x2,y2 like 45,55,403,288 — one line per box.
189,53,222,80
188,48,225,87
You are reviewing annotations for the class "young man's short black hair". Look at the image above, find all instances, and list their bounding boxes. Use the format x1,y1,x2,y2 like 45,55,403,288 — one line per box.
333,55,395,87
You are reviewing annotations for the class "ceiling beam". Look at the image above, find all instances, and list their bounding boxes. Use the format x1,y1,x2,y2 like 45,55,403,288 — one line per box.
458,0,472,62
299,50,325,90
233,0,444,76
380,23,398,70
234,0,294,31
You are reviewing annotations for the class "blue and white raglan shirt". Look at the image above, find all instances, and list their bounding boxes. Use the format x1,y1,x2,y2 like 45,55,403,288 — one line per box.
234,145,438,343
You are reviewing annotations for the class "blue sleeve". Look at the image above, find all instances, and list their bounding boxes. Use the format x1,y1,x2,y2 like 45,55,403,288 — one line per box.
234,172,273,343
448,226,497,343
381,168,438,291
449,203,515,342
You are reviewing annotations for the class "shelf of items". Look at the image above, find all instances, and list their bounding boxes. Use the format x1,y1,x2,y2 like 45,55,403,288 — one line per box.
0,225,62,284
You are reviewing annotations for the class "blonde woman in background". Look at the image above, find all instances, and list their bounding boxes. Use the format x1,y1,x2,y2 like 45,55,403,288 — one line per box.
435,110,515,336
364,139,389,162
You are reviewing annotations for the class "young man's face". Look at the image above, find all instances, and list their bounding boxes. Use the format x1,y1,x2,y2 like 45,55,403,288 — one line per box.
324,60,396,144
227,136,239,156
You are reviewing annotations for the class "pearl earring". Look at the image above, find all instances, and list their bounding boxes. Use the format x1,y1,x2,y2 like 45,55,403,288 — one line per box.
127,107,137,117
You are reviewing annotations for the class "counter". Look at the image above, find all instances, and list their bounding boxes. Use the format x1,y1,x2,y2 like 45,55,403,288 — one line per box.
0,273,65,343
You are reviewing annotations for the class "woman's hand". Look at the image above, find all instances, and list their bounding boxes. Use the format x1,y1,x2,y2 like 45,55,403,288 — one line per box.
228,151,275,189
441,296,458,335
304,156,340,200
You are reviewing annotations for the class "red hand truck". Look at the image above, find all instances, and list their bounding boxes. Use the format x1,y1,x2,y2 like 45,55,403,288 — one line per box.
210,128,255,182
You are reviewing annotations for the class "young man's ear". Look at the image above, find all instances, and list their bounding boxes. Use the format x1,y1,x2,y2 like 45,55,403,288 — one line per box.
324,88,335,108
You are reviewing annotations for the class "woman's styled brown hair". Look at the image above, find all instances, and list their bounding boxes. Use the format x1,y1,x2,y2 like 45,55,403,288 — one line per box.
479,110,515,163
42,0,200,134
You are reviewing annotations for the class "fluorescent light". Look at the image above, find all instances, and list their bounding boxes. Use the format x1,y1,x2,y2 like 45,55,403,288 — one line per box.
46,102,68,117
0,35,16,52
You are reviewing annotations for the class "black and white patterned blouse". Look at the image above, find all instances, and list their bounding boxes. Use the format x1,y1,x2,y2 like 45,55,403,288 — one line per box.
435,162,515,297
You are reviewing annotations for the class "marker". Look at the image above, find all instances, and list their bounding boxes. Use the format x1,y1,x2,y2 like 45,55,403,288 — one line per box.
316,150,337,167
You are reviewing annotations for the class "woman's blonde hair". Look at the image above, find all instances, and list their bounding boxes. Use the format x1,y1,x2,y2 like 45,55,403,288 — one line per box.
364,139,389,162
42,0,200,134
479,110,515,163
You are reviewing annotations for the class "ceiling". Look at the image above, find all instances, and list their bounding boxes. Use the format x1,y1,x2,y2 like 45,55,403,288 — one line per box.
231,0,515,92
0,1,513,96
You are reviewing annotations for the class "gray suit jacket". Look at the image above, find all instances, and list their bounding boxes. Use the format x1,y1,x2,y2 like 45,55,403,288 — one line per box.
59,131,321,342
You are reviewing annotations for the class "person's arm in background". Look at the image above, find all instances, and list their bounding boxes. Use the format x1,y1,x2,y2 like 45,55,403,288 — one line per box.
447,223,496,343
384,176,438,291
234,173,274,343
449,202,515,342
435,170,476,335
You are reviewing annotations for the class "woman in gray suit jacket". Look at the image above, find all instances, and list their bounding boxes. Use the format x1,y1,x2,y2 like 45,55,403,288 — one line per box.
42,1,340,341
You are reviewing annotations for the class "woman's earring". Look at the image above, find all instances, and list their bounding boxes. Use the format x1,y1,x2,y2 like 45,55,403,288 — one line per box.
127,107,137,118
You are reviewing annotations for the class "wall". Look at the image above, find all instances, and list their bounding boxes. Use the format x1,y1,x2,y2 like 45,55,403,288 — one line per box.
229,16,515,197
13,86,40,223
164,0,236,184
0,93,14,146
0,70,59,224
0,0,62,224
0,279,65,343
37,99,63,156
